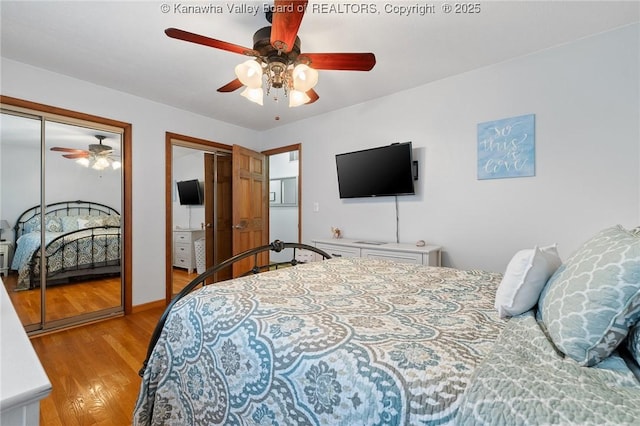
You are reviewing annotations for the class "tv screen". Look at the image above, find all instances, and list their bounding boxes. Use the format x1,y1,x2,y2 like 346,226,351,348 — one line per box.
336,142,416,199
176,179,203,205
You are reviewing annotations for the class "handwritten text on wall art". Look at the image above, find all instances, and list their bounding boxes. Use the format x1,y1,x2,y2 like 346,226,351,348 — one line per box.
477,114,535,180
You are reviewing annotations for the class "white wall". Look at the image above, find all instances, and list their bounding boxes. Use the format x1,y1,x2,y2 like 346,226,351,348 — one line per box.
1,139,121,242
260,24,640,272
173,150,205,230
269,151,299,262
0,58,261,305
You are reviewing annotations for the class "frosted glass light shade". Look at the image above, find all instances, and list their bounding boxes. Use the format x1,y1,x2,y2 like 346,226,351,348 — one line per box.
235,60,263,88
93,157,110,170
289,89,310,107
241,87,264,105
76,158,90,167
292,64,318,92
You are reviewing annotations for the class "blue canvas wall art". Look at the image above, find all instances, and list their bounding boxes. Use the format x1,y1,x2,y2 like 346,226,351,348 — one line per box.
477,114,535,180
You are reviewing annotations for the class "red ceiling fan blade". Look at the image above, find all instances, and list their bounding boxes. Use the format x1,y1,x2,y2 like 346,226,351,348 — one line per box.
217,79,244,93
165,28,257,56
270,0,307,53
300,53,376,71
62,153,90,159
51,147,86,153
306,89,319,104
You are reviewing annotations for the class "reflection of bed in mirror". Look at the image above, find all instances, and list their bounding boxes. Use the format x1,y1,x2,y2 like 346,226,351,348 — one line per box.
11,200,121,290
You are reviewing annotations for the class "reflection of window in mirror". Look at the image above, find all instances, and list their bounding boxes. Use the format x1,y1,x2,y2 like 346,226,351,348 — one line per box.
269,177,297,206
281,177,297,205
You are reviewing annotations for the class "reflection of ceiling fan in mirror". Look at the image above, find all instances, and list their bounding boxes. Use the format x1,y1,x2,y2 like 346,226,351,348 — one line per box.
51,135,121,170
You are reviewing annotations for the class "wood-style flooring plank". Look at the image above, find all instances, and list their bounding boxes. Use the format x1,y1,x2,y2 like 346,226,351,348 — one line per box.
30,307,164,425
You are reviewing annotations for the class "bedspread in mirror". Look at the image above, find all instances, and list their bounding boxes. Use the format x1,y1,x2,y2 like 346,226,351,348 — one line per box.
135,257,505,425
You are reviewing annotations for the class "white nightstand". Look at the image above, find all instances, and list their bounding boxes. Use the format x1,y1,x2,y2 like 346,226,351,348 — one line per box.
0,241,14,277
173,229,205,273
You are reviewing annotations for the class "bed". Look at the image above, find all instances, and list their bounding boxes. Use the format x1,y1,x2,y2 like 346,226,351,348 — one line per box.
11,200,122,290
135,241,506,425
135,226,640,425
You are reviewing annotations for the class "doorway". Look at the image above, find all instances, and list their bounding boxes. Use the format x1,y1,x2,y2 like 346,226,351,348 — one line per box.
264,144,302,264
166,136,300,302
166,133,233,297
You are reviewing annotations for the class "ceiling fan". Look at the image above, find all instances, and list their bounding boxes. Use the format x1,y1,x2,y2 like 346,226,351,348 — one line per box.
51,135,121,170
165,0,376,107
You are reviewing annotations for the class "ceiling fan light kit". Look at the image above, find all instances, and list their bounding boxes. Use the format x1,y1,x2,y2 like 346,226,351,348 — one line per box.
235,60,263,88
165,0,375,110
241,86,264,106
51,135,121,171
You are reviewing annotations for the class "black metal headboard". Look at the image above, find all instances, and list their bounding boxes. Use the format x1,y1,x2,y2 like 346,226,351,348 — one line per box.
14,200,120,244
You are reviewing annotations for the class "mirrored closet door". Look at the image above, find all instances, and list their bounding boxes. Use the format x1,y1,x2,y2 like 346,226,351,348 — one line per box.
0,98,131,333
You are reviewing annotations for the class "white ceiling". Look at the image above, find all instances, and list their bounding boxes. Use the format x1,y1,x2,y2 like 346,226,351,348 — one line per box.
1,1,638,131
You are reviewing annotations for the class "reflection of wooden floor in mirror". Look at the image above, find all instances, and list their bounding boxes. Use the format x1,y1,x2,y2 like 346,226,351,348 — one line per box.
1,272,121,326
171,267,199,295
172,266,233,296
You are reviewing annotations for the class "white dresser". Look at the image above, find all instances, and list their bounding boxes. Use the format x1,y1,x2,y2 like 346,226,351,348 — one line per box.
173,229,205,273
313,238,442,266
1,280,52,425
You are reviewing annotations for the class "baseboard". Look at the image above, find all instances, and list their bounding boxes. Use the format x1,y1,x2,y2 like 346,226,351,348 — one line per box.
132,299,166,313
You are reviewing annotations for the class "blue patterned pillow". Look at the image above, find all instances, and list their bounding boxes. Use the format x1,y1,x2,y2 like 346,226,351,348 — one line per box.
25,216,62,233
538,225,640,366
628,325,640,367
60,215,79,232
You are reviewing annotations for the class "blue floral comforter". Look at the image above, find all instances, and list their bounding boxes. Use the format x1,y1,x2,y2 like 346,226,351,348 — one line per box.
134,257,505,425
11,228,121,289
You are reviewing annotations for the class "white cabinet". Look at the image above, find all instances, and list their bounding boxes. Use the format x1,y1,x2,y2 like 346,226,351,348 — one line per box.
173,229,205,273
1,281,51,425
313,239,441,266
0,241,13,277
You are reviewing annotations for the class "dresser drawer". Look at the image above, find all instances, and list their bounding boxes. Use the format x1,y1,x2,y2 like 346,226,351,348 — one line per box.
173,253,191,268
315,243,360,258
361,248,423,264
174,232,194,244
174,242,192,257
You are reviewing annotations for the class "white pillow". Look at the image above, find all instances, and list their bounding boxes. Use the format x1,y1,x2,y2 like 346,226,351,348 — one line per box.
77,217,104,229
495,245,561,318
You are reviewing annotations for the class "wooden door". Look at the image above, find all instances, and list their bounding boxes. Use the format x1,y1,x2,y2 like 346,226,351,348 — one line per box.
205,153,233,283
204,154,215,283
215,154,233,281
232,144,268,277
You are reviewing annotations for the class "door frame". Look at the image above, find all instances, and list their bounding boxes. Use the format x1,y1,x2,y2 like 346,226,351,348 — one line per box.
263,143,302,243
165,136,303,304
0,95,133,320
165,132,231,303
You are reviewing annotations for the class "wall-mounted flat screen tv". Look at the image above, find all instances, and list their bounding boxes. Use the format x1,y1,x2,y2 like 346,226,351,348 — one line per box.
336,142,416,199
176,179,203,205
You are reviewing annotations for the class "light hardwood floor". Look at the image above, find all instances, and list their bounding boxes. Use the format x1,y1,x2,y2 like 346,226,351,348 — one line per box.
3,272,122,325
30,306,164,425
22,268,198,425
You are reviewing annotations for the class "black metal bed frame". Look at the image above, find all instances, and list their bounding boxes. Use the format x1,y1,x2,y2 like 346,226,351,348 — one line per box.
14,200,120,241
139,240,332,377
13,200,122,287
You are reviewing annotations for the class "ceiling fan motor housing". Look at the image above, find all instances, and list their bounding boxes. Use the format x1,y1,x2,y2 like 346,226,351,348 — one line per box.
89,144,112,154
253,26,301,61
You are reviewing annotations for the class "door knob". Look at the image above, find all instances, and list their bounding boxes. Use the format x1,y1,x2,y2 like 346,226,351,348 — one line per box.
232,220,247,230
206,223,213,228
